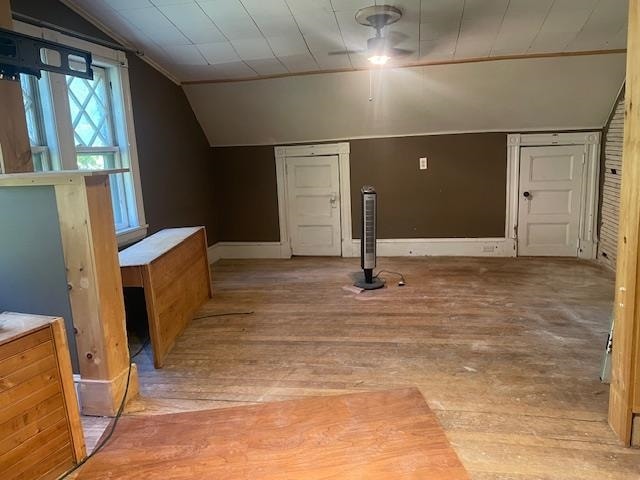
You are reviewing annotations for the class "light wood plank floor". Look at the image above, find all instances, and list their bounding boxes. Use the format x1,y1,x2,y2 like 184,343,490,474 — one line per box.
83,257,640,479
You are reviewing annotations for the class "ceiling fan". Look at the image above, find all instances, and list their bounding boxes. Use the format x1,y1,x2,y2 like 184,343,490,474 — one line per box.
330,5,414,65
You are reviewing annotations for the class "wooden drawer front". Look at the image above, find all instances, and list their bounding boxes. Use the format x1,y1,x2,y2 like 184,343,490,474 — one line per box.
0,327,75,480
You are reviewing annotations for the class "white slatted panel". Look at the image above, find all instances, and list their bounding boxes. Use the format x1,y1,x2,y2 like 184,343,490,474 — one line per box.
597,94,624,269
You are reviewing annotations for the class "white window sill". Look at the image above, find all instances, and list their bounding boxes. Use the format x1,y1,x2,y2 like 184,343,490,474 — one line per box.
117,225,148,247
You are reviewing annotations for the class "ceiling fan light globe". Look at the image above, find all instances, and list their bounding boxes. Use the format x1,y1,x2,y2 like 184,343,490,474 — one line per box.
368,55,390,65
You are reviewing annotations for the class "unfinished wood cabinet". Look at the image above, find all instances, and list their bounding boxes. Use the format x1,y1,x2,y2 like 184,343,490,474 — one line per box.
0,312,86,480
0,171,138,416
119,227,213,368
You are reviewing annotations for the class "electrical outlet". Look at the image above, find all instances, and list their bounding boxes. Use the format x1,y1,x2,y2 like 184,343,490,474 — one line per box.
419,157,427,170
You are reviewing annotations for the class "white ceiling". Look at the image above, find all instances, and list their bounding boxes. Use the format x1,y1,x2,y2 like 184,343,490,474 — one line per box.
65,0,628,83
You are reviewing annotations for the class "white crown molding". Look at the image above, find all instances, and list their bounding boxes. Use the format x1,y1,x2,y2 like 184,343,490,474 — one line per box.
59,0,180,85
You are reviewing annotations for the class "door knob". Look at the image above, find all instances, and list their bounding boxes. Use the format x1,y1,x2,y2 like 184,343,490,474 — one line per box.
523,191,531,198
329,193,338,208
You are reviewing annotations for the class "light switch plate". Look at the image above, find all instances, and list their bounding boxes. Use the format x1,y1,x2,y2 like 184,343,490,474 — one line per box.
419,157,427,170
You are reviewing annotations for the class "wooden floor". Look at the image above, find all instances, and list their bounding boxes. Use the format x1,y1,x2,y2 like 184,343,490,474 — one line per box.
77,388,469,479
83,257,640,479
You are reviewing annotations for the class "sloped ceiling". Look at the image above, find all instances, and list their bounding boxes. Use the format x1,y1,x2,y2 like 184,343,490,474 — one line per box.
184,52,626,146
63,0,627,83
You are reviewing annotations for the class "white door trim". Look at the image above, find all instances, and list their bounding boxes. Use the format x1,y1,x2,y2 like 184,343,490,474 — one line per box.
275,142,353,258
506,132,601,259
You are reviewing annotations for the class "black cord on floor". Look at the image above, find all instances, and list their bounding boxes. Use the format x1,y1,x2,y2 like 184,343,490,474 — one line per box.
130,337,150,359
374,269,406,285
60,357,133,479
59,310,255,478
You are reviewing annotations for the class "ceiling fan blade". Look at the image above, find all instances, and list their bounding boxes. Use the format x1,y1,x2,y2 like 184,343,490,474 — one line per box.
385,31,409,46
328,49,366,56
390,47,415,57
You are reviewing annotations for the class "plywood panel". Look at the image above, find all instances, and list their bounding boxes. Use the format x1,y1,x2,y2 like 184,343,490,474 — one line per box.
75,388,469,479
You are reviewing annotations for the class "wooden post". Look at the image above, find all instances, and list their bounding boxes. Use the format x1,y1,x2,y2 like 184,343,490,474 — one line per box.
0,0,34,173
56,174,139,416
608,0,640,446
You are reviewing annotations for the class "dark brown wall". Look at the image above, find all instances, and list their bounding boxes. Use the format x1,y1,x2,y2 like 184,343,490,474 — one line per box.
350,134,507,238
11,0,219,244
214,146,280,242
212,132,507,242
127,58,218,243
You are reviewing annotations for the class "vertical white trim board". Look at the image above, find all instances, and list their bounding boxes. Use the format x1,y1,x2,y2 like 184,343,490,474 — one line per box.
506,132,601,259
274,142,353,258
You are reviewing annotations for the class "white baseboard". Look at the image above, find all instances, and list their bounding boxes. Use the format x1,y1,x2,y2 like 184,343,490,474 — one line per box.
208,238,516,262
208,242,289,262
350,237,516,257
207,243,222,263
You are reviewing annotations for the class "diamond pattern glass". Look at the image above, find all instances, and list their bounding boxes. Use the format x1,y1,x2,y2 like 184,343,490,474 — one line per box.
66,66,115,148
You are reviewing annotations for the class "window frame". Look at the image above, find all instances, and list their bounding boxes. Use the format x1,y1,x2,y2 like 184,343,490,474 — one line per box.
15,21,147,245
20,73,58,171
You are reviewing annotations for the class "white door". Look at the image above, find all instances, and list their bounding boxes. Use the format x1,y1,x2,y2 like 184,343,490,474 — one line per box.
517,145,585,257
286,155,342,256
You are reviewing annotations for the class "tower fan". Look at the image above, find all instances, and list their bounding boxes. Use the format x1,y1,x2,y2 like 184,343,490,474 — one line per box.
354,186,385,290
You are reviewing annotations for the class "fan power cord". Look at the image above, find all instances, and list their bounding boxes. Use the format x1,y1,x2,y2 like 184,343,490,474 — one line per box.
374,269,406,286
60,354,133,479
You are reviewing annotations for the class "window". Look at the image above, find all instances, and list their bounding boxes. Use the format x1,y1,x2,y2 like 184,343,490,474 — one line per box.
67,65,118,168
20,75,51,171
16,23,146,243
66,65,131,231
